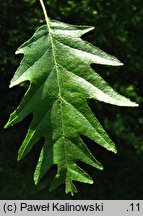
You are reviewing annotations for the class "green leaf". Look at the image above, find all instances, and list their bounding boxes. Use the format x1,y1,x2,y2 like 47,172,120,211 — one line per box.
5,19,138,195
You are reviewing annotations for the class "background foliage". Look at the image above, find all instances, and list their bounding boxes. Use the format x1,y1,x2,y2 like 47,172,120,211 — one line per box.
0,0,143,199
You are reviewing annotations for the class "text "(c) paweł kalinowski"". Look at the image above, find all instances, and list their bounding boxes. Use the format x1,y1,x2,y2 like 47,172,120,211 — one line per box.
20,202,104,212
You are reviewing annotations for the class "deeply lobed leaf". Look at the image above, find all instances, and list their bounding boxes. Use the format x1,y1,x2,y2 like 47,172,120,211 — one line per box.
5,19,138,195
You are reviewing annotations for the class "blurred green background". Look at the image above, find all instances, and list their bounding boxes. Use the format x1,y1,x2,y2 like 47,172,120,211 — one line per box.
0,0,143,199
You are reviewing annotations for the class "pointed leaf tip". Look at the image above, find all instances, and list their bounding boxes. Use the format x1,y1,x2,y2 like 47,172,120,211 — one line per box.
4,124,8,129
34,177,38,185
17,154,22,161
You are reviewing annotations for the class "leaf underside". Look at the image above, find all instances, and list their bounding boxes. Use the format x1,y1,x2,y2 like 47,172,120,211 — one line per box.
5,19,138,195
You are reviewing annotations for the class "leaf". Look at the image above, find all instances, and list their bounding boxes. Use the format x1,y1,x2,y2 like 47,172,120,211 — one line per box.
5,19,138,195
